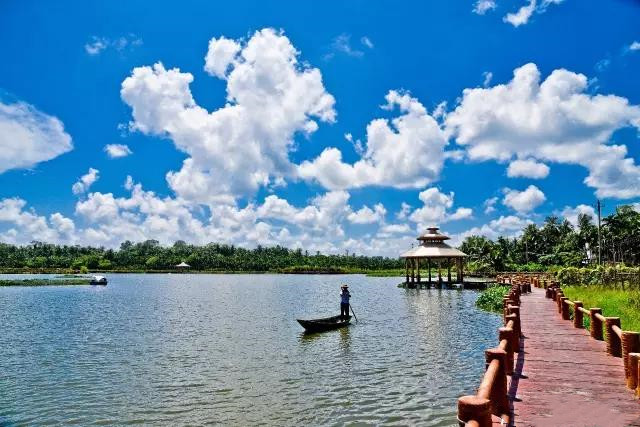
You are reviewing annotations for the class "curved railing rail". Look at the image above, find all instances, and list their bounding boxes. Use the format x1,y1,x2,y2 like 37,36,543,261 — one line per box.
456,276,534,426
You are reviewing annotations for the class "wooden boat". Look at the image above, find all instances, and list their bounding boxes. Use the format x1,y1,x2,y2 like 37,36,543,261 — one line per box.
297,315,351,333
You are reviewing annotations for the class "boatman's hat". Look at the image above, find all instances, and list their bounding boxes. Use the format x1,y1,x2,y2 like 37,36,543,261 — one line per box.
341,284,348,288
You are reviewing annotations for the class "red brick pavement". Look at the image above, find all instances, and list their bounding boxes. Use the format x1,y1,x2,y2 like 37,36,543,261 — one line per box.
510,287,640,426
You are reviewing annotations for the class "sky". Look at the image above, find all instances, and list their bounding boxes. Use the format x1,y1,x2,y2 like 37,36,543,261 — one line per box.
0,0,640,256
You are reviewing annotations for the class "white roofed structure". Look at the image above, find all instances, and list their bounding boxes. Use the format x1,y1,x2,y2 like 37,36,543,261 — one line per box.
175,261,191,268
400,227,467,287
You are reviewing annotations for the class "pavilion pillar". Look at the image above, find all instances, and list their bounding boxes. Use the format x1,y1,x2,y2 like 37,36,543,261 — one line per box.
428,258,432,284
416,257,421,285
405,259,409,285
459,258,464,283
438,260,442,287
447,257,452,284
411,259,415,285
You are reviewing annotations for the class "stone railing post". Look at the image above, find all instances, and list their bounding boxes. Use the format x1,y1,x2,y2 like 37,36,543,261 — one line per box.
621,331,640,389
485,348,509,417
573,301,583,328
605,317,622,357
590,308,603,340
457,395,491,427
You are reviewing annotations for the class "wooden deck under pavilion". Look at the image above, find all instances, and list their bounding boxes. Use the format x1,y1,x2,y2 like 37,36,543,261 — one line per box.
400,227,467,288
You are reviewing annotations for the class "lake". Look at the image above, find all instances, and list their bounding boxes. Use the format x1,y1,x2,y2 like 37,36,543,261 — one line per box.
0,274,501,426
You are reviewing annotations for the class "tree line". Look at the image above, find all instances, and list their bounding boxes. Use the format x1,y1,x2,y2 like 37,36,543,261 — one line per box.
0,240,403,272
460,204,640,273
2,203,638,274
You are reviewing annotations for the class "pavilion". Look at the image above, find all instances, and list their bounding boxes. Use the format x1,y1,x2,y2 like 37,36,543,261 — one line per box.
400,227,467,288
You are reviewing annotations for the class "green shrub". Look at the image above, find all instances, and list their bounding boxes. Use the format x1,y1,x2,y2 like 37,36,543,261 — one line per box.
557,266,579,284
476,285,511,313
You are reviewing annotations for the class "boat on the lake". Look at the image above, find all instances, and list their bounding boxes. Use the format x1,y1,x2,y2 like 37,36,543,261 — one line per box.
297,315,351,333
89,275,108,285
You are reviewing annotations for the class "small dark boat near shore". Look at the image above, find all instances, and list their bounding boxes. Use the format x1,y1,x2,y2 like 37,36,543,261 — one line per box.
89,275,108,286
297,315,351,333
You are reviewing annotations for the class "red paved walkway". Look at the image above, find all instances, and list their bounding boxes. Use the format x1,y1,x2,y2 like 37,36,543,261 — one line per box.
512,287,640,426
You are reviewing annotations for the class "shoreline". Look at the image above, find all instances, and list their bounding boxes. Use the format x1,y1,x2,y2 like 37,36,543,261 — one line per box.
0,268,407,277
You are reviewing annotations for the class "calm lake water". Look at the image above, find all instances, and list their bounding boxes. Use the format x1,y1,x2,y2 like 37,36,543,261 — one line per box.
0,274,501,426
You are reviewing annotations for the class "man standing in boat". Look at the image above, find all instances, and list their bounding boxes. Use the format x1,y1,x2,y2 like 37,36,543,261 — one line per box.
340,284,351,320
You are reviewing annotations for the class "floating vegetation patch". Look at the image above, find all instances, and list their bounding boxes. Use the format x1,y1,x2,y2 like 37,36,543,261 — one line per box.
475,285,511,313
0,278,92,286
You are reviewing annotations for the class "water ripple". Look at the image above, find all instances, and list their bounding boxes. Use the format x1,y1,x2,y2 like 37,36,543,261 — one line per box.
0,274,501,426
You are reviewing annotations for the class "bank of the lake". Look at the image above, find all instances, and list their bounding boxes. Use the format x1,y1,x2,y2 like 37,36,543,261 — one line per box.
0,273,500,426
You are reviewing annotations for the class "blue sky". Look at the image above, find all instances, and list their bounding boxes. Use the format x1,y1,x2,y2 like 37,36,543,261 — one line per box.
0,0,639,255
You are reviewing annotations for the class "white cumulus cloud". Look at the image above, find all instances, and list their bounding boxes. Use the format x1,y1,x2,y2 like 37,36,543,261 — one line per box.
72,168,99,195
474,0,497,15
347,204,386,224
507,158,550,179
298,90,447,190
121,28,336,205
445,63,640,198
452,214,533,245
502,185,546,213
503,0,563,27
104,144,132,158
0,99,72,174
560,204,596,227
0,198,74,244
408,187,473,230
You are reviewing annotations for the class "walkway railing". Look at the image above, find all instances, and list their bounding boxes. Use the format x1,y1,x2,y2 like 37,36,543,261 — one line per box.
542,281,640,393
456,278,531,426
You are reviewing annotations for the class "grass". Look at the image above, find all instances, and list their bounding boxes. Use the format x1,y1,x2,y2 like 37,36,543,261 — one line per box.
0,278,92,286
475,285,511,314
562,286,640,332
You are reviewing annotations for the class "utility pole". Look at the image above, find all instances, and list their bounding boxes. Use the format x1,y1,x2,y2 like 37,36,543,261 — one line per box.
596,199,602,266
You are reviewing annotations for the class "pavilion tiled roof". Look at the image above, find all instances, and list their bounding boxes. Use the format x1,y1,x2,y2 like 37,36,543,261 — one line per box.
400,227,467,258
